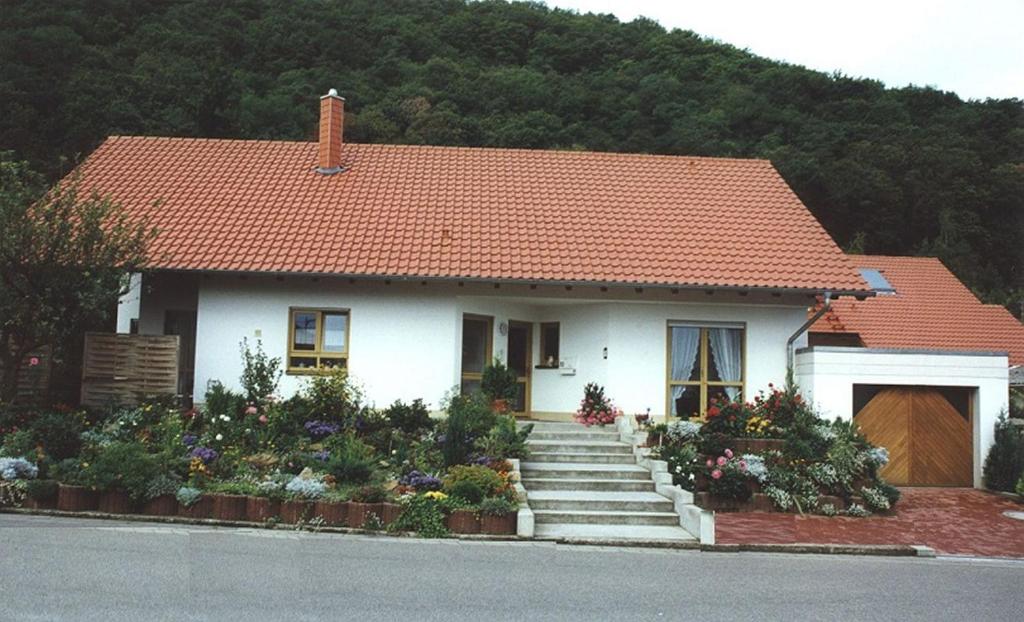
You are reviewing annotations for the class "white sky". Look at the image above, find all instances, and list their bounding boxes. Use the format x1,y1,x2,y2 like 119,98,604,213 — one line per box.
545,0,1023,101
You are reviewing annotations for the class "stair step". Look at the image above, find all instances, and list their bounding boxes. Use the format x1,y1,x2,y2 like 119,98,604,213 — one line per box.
534,524,696,543
526,440,633,454
528,452,636,464
521,422,618,433
528,431,621,441
520,463,651,480
527,491,673,512
520,478,655,492
533,509,681,526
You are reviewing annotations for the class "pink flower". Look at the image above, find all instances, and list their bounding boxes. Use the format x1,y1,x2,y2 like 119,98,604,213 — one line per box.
28,357,40,367
724,449,733,459
244,405,258,416
705,459,713,467
739,461,748,471
716,456,727,466
711,469,722,480
258,414,268,424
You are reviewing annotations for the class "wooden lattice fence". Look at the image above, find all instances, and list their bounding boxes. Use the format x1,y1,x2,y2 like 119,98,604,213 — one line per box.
80,333,179,407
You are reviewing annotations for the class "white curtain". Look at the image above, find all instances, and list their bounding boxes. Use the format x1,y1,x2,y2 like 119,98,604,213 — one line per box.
709,327,742,399
670,327,700,416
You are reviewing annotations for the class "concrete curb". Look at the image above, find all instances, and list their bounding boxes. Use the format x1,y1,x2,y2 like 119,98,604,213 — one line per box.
700,542,936,557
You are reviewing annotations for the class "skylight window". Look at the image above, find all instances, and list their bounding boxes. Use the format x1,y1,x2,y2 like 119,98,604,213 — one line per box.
859,268,896,295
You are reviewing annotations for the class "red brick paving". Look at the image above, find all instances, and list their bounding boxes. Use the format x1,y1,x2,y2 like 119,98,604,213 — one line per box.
715,488,1024,558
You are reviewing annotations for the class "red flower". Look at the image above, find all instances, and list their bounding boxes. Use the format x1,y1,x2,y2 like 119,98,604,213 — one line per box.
706,406,721,418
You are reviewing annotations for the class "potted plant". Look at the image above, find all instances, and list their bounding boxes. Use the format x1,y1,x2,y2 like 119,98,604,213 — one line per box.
176,486,212,519
478,497,517,535
480,359,519,413
348,484,387,528
574,383,622,427
141,475,180,517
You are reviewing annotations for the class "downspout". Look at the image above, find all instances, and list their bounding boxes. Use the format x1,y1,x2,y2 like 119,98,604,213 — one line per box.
786,291,832,385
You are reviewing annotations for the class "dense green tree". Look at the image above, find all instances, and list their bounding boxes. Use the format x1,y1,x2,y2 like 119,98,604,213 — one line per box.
0,0,1021,310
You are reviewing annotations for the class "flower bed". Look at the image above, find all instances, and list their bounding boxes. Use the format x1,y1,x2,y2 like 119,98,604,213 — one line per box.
650,384,901,517
0,345,527,539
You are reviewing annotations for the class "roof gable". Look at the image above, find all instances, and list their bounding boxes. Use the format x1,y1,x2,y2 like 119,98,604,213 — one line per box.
76,136,868,292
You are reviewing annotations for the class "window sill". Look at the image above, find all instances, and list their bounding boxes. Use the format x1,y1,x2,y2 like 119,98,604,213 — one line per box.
534,365,561,370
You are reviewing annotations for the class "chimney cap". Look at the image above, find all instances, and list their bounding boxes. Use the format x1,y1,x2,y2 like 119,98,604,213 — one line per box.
322,88,345,100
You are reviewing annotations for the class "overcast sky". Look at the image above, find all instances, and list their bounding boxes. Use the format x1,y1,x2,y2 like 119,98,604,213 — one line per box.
545,0,1023,101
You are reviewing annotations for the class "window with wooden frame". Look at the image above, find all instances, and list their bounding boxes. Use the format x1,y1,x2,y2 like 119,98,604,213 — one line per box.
666,323,745,418
287,308,349,373
538,322,560,368
460,314,493,394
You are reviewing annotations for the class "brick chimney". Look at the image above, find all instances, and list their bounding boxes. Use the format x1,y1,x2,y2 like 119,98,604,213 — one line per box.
317,89,344,175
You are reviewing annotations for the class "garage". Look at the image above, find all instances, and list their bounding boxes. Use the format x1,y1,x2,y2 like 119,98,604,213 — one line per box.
854,385,973,486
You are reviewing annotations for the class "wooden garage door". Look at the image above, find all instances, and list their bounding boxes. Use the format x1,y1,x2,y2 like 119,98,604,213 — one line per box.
854,387,972,486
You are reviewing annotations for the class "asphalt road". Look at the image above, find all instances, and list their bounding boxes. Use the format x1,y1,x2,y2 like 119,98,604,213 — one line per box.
1,514,1021,621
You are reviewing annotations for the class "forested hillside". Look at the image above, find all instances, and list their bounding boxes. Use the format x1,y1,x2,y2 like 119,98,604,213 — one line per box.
2,0,1021,309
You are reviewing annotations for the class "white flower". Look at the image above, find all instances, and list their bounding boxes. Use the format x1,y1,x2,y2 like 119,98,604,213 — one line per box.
215,433,223,441
391,449,397,455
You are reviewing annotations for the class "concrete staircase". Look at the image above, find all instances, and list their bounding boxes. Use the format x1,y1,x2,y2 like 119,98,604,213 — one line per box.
520,421,695,543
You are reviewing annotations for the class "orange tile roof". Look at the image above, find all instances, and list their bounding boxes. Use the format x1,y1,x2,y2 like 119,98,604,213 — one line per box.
812,255,1024,365
76,136,869,292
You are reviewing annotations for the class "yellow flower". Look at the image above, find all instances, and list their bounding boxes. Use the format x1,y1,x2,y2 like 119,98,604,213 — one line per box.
423,491,448,500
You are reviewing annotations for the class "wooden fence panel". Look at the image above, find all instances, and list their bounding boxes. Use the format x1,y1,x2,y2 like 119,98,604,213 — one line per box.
81,333,179,407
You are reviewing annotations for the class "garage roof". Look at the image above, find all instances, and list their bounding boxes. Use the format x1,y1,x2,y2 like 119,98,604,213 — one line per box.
812,255,1024,365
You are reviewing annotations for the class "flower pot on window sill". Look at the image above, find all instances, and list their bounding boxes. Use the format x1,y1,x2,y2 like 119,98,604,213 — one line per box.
446,509,480,534
141,495,177,517
314,500,348,526
178,496,213,519
279,499,312,524
97,489,133,514
246,496,280,522
57,485,99,512
347,502,383,528
479,512,517,535
211,494,248,521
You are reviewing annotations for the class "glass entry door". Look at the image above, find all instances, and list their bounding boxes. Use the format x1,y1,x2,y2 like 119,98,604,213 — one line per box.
507,321,532,416
460,314,493,395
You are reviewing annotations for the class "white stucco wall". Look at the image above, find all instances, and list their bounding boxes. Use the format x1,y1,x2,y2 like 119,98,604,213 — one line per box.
181,275,809,417
794,346,1010,487
116,273,142,333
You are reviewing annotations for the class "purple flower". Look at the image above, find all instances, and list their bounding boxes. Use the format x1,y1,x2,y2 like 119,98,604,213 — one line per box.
182,433,198,447
189,446,218,464
470,455,492,465
303,420,340,439
313,450,331,462
399,470,442,491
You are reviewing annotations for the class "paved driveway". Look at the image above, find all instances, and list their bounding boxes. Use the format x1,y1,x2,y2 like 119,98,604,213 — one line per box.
716,488,1024,558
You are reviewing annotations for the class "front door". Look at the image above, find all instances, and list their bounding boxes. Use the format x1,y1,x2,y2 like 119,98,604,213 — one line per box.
460,314,493,395
507,321,532,416
164,309,197,404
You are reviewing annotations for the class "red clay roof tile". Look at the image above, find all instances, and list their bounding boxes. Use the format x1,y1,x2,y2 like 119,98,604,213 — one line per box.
812,255,1024,365
76,136,869,292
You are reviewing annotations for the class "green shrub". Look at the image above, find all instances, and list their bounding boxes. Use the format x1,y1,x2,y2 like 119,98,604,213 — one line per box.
1,429,35,459
324,434,376,484
25,478,58,501
480,359,518,402
384,399,434,435
303,368,362,423
982,412,1024,491
1016,474,1024,496
478,496,516,516
474,415,532,460
83,441,161,500
876,481,901,507
440,392,495,467
206,479,260,496
239,338,281,404
448,479,485,504
204,381,246,421
442,465,504,498
145,474,181,500
389,495,447,537
29,411,85,460
655,442,700,490
351,484,387,503
50,458,86,486
176,486,201,507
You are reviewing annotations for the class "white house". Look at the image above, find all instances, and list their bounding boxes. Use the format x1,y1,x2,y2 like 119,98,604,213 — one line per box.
76,91,1022,488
